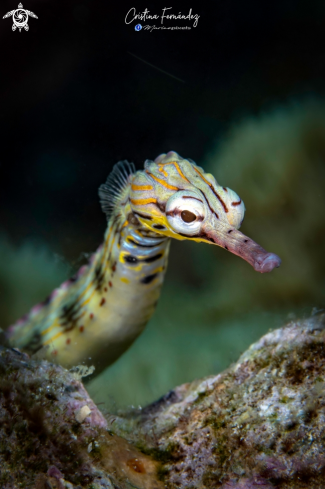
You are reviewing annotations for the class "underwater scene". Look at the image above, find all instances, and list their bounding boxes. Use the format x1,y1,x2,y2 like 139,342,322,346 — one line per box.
0,1,325,488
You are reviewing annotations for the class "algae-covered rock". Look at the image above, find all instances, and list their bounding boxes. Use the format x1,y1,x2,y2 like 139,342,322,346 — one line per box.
114,312,325,488
2,313,325,488
0,348,163,489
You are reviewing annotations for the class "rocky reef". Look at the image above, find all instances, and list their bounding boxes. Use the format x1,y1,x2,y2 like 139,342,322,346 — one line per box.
1,312,325,488
115,311,325,488
0,348,163,489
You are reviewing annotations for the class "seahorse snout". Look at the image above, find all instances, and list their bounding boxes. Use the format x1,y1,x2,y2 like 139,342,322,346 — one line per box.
203,224,281,274
253,252,282,273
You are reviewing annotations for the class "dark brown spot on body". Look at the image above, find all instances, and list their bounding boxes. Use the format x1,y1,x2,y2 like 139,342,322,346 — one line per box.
62,324,75,333
157,201,166,212
127,212,140,225
79,325,85,333
25,332,42,354
193,166,228,212
144,253,163,263
94,264,105,291
141,274,158,284
100,298,106,306
232,199,242,206
128,238,159,248
60,301,83,331
124,255,139,264
178,231,215,243
182,195,203,203
108,281,113,287
213,189,228,212
198,189,219,220
66,338,71,345
89,313,94,319
133,211,153,221
140,229,162,238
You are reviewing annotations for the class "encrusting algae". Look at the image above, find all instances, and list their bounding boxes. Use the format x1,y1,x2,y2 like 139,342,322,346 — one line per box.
0,311,324,487
113,312,325,489
0,346,163,489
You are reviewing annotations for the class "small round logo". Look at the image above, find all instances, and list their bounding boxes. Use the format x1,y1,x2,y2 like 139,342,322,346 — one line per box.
135,24,142,31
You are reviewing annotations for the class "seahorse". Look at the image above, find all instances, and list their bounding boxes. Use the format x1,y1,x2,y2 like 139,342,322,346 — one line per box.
6,151,281,374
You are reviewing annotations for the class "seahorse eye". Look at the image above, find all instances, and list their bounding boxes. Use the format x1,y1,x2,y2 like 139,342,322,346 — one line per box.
165,191,205,236
181,210,196,223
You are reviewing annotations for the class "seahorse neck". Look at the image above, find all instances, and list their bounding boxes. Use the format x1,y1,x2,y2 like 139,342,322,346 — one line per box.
7,189,171,372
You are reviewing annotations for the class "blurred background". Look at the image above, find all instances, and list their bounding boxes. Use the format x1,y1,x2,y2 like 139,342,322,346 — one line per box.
0,0,325,410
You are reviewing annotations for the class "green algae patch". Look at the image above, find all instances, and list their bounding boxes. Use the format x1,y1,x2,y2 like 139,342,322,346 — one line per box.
136,440,181,464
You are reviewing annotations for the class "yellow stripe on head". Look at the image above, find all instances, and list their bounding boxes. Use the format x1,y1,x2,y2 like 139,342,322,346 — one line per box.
193,166,211,186
173,161,191,183
158,165,168,178
146,171,179,190
131,184,153,191
130,198,157,206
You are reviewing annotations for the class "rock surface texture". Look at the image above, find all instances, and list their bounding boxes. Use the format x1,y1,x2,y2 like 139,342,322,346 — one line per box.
115,312,325,489
0,348,163,489
1,313,325,488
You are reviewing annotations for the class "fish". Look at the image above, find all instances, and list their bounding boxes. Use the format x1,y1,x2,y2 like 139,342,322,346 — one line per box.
6,151,281,375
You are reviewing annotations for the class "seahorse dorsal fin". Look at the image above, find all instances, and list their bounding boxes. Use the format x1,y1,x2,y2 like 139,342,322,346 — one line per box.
98,160,136,220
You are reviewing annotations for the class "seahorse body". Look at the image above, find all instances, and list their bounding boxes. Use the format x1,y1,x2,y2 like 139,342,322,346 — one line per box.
6,152,281,373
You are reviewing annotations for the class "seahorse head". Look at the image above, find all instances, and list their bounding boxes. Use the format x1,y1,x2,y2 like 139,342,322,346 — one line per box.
129,151,281,273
